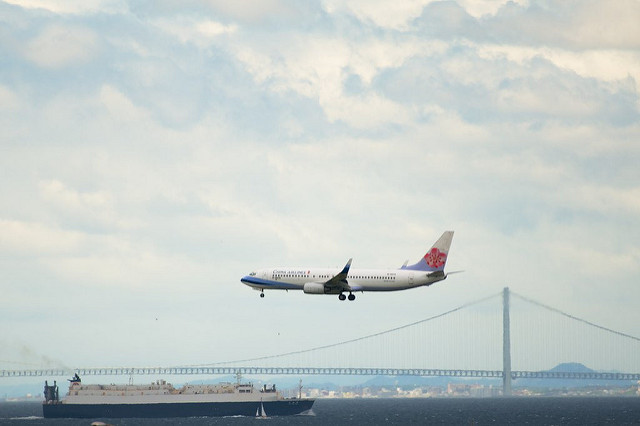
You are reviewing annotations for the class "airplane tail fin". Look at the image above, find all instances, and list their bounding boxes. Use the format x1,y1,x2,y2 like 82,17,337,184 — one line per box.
401,231,454,272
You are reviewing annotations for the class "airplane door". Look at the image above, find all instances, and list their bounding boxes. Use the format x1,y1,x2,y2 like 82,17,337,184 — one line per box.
408,272,414,285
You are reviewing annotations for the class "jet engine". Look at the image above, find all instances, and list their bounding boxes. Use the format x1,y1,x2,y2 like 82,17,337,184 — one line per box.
303,282,326,294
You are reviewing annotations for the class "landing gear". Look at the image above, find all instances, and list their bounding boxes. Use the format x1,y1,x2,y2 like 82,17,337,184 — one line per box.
338,293,356,301
260,290,265,298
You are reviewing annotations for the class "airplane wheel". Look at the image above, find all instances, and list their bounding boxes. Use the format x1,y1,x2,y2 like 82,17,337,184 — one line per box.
348,293,355,301
260,292,265,298
338,294,346,301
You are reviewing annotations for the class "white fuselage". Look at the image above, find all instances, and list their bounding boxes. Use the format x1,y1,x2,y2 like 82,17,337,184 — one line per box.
243,266,444,293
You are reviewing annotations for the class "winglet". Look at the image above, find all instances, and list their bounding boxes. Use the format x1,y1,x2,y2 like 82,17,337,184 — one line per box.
339,258,352,277
324,258,352,288
402,231,454,272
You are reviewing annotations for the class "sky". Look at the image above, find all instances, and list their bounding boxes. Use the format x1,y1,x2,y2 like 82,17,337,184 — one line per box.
1,0,639,378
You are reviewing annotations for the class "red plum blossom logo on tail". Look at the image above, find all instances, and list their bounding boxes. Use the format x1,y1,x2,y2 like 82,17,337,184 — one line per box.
425,248,447,269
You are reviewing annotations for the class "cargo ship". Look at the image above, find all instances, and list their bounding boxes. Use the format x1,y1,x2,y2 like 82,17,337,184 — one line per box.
43,374,314,418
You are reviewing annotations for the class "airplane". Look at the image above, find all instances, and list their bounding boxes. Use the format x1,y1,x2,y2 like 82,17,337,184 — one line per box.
240,231,454,301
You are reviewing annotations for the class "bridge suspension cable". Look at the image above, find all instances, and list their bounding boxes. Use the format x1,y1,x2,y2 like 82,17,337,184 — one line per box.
511,292,640,342
193,292,503,368
508,290,640,373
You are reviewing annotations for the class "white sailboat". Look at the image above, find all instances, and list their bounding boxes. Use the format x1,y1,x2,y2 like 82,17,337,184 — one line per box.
255,400,268,419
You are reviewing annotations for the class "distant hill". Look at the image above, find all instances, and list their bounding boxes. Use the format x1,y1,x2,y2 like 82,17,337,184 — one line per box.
548,362,595,373
515,363,635,389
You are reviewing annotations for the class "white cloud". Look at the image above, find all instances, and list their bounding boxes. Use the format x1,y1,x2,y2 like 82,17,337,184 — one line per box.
458,0,530,18
37,179,126,231
544,219,640,278
477,44,640,84
0,85,22,111
324,0,428,30
204,0,301,23
23,24,98,69
151,17,237,47
41,243,201,289
139,0,308,25
5,0,128,15
568,0,640,49
323,93,410,128
321,0,530,30
232,34,443,128
486,0,640,50
98,84,150,124
496,82,598,118
564,184,640,220
39,180,111,212
0,219,83,255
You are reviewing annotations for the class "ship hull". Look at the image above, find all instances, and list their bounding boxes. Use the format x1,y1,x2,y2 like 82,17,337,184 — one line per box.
43,399,314,418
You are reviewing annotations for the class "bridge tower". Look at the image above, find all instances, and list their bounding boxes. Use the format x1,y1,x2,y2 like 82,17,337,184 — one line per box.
502,287,512,396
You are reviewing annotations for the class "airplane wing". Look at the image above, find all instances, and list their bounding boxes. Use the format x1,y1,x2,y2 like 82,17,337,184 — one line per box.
323,258,354,292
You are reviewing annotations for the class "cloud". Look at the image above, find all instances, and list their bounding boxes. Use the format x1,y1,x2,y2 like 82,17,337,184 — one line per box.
0,219,83,255
0,84,22,111
37,179,127,232
23,24,98,69
151,16,237,47
323,0,533,31
412,1,640,52
375,48,639,127
134,0,315,26
98,84,149,124
458,0,529,18
563,184,640,221
414,0,480,37
486,0,640,49
569,0,640,49
4,0,128,15
477,45,640,84
203,0,303,24
324,0,428,30
231,33,445,131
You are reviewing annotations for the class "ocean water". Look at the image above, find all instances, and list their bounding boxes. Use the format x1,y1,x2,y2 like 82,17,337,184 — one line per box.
2,397,640,425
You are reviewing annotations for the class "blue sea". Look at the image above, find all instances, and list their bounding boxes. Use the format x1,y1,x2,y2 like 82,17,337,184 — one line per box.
2,398,640,425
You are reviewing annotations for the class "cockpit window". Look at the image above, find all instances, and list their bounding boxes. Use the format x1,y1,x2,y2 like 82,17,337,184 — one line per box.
249,272,256,276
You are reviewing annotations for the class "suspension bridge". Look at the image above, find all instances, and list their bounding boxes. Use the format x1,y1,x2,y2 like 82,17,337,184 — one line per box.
2,288,639,395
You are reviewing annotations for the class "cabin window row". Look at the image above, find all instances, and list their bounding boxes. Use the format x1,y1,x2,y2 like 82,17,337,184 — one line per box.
273,274,395,280
349,276,396,280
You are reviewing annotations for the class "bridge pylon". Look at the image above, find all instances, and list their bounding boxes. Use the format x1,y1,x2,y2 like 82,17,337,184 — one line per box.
503,287,512,396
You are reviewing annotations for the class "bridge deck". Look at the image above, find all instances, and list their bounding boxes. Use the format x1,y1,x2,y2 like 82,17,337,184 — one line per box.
2,367,639,381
